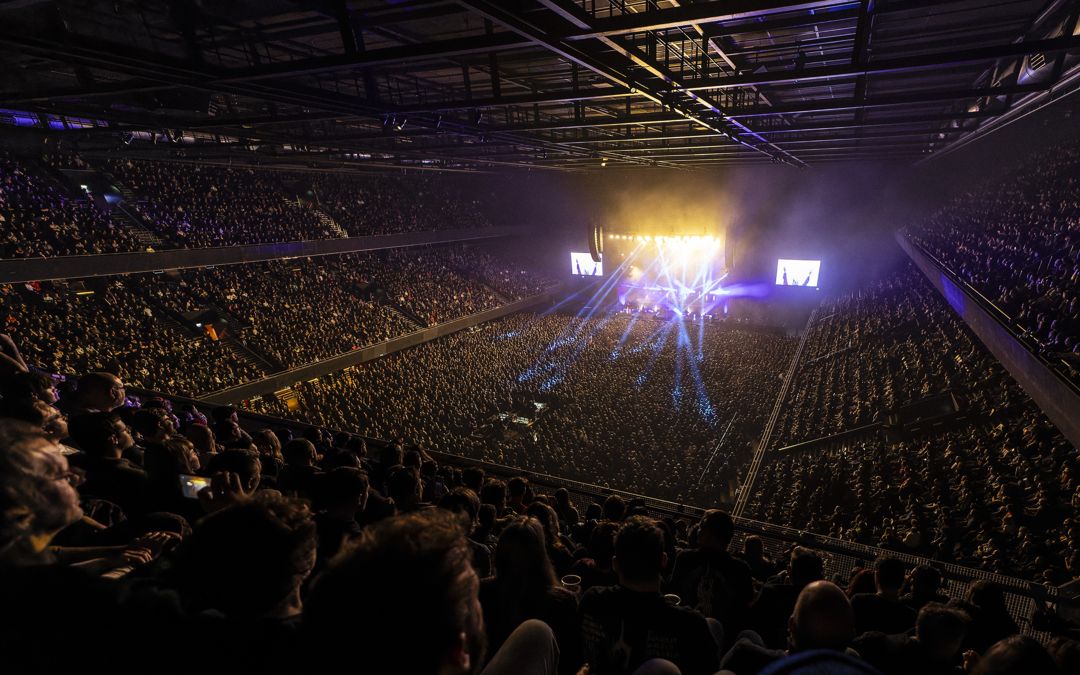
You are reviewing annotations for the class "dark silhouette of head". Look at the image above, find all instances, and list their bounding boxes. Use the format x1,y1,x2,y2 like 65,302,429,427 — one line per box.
305,509,485,675
789,581,854,652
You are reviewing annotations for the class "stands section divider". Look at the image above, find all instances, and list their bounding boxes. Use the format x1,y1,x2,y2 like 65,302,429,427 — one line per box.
0,225,528,283
126,383,1064,641
732,308,818,517
897,232,1080,449
200,288,558,404
774,422,881,455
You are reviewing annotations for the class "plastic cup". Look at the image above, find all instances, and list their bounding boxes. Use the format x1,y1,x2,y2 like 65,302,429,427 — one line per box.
561,574,582,594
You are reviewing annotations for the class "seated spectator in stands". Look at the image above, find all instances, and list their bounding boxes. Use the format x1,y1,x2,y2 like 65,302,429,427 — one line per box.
749,548,825,649
0,419,106,674
277,438,321,497
61,371,126,416
526,501,576,577
168,492,315,673
185,423,219,463
847,569,878,598
0,419,84,564
902,565,949,613
310,467,367,570
669,510,754,640
853,602,969,675
421,460,449,503
462,466,486,494
0,332,29,377
251,427,283,475
305,509,560,675
507,476,529,514
602,494,627,522
387,465,428,514
204,449,262,496
440,487,492,578
211,404,250,442
481,478,509,516
969,635,1062,675
0,369,59,406
67,412,151,516
324,433,368,473
572,520,619,591
1047,637,1080,674
851,557,916,636
171,491,314,617
739,535,777,583
720,580,856,674
474,502,499,546
0,396,72,452
553,488,580,528
130,406,177,454
480,516,581,674
142,436,204,523
951,580,1020,654
580,516,720,675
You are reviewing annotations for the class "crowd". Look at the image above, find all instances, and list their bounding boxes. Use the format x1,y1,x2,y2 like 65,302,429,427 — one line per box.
1,348,1076,674
369,248,505,326
309,172,497,235
105,159,341,248
0,152,506,253
772,265,1010,447
747,403,1079,583
155,258,420,368
748,266,1079,582
446,244,556,300
1,280,263,396
0,244,546,391
0,152,143,257
906,140,1080,375
246,312,795,506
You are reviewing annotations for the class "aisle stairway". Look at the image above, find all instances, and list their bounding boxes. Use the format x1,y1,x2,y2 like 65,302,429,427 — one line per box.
382,298,428,328
112,202,170,250
221,335,280,375
312,205,349,238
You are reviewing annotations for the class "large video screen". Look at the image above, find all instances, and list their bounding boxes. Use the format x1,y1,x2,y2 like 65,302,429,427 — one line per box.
570,252,603,276
776,259,821,287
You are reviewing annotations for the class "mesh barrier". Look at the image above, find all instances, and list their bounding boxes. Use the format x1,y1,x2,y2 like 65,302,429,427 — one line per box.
427,450,1061,643
127,387,1071,644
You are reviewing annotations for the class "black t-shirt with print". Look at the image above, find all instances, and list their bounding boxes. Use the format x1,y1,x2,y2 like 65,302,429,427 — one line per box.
580,585,719,675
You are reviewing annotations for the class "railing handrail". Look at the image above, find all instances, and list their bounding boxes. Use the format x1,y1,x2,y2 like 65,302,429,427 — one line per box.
732,306,817,516
198,289,556,399
901,231,1080,396
108,381,1068,595
774,422,881,454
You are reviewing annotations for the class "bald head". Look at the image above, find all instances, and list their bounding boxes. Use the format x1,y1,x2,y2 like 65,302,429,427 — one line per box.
77,372,125,411
789,580,854,652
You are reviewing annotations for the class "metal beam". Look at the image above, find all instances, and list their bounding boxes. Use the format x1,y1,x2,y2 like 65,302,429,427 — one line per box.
563,1,846,40
0,32,664,170
702,7,861,38
604,129,960,152
3,32,536,104
726,82,1045,117
685,33,1080,91
516,0,805,164
744,110,995,132
385,86,635,114
554,111,990,144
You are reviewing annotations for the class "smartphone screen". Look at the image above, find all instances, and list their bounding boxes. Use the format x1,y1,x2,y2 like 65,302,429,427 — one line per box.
179,474,211,499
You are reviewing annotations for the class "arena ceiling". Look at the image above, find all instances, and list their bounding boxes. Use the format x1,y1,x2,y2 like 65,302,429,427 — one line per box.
2,0,1079,172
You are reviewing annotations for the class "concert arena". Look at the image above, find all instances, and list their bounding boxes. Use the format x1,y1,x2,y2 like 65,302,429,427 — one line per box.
0,2,1078,674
